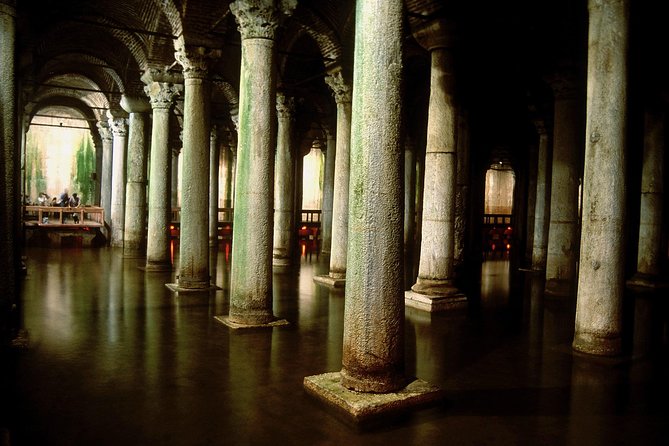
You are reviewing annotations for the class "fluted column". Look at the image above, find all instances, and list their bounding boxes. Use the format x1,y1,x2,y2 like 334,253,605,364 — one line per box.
305,0,441,416
573,0,629,356
629,107,665,287
320,130,336,255
0,1,18,342
169,39,219,291
406,21,465,312
531,121,551,271
273,93,296,266
121,95,151,257
313,69,351,288
209,126,220,248
545,74,582,296
97,121,113,229
144,79,179,271
221,0,295,326
109,114,128,247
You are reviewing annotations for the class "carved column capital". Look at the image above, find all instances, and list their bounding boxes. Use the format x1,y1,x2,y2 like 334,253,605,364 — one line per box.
546,71,581,100
413,18,457,51
97,121,113,142
174,37,221,80
108,117,128,137
276,92,295,120
324,70,351,104
144,82,180,110
230,0,296,40
532,118,548,136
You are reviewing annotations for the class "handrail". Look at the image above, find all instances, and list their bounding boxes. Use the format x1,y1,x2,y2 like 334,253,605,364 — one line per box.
23,205,105,226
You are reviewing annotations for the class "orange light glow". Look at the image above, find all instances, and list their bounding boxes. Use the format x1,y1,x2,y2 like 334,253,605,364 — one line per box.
506,244,511,250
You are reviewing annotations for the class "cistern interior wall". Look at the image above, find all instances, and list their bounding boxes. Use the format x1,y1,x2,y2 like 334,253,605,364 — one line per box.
1,0,668,444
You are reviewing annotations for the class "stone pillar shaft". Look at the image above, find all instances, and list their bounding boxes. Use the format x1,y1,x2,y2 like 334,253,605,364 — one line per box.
109,117,128,247
454,112,470,271
546,88,581,296
524,143,538,264
221,144,234,208
633,109,664,279
320,132,336,254
531,129,551,271
574,0,628,356
273,94,296,266
123,111,148,257
404,139,416,253
341,0,405,393
209,127,220,248
171,149,179,208
98,122,113,227
145,82,178,270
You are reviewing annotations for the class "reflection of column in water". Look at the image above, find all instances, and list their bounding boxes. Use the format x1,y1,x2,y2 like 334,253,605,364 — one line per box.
527,276,545,353
326,290,344,372
209,248,219,286
631,295,654,360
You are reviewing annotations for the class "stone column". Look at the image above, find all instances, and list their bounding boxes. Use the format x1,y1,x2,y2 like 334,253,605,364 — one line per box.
629,108,665,287
221,136,234,209
313,69,351,288
121,95,151,258
220,0,295,327
144,79,179,271
405,21,466,312
404,137,416,255
169,39,220,291
545,74,582,296
531,120,551,271
573,0,629,356
97,121,113,228
171,147,180,208
0,1,18,342
524,143,538,265
320,129,336,255
209,125,220,248
305,0,441,417
454,111,470,272
273,93,296,266
109,114,128,247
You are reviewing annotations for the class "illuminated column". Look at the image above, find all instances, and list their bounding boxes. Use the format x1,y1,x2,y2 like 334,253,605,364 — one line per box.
109,114,128,248
209,125,220,248
320,129,335,255
170,39,220,291
545,74,582,296
313,68,351,288
221,134,234,209
144,77,180,271
573,0,628,356
406,20,465,312
97,121,113,228
222,0,295,326
531,120,551,271
628,107,665,287
121,95,151,257
273,93,296,266
171,146,180,208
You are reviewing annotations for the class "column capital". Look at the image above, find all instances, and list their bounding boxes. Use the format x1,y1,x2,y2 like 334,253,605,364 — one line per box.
413,18,457,52
97,121,113,142
546,71,581,100
532,118,548,136
0,2,16,17
174,37,221,80
276,92,295,120
210,125,220,142
324,70,351,104
144,82,180,110
230,0,296,40
108,116,128,137
120,94,151,114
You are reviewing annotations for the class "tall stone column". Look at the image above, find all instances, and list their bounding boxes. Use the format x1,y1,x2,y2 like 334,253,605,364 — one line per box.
629,107,665,287
144,79,179,271
121,95,151,258
320,129,336,255
97,121,113,229
220,0,295,327
209,125,220,248
573,0,629,356
524,143,538,265
171,147,180,208
169,39,220,291
545,75,582,296
0,1,18,342
454,111,470,272
305,0,441,418
109,114,128,247
405,21,466,312
404,137,416,255
273,93,296,266
221,135,234,209
313,69,352,288
531,121,551,271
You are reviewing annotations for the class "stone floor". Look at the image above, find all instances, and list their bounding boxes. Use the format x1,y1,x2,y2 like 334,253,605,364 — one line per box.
1,245,668,445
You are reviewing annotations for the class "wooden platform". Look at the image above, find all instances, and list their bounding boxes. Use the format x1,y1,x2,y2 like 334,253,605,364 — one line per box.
23,206,106,247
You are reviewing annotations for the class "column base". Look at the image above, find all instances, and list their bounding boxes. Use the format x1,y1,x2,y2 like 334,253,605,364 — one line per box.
544,278,573,297
313,274,346,288
214,315,289,329
405,290,466,312
626,273,666,289
303,372,443,424
165,282,220,293
123,250,145,259
272,256,292,267
572,331,622,357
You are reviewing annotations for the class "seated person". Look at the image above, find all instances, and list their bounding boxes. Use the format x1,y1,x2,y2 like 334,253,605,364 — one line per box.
69,193,81,223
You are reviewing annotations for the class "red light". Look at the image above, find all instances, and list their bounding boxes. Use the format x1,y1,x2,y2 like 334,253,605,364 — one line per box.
170,225,174,230
506,244,511,250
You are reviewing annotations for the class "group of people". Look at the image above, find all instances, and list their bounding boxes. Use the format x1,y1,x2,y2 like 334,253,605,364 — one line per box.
35,189,80,208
